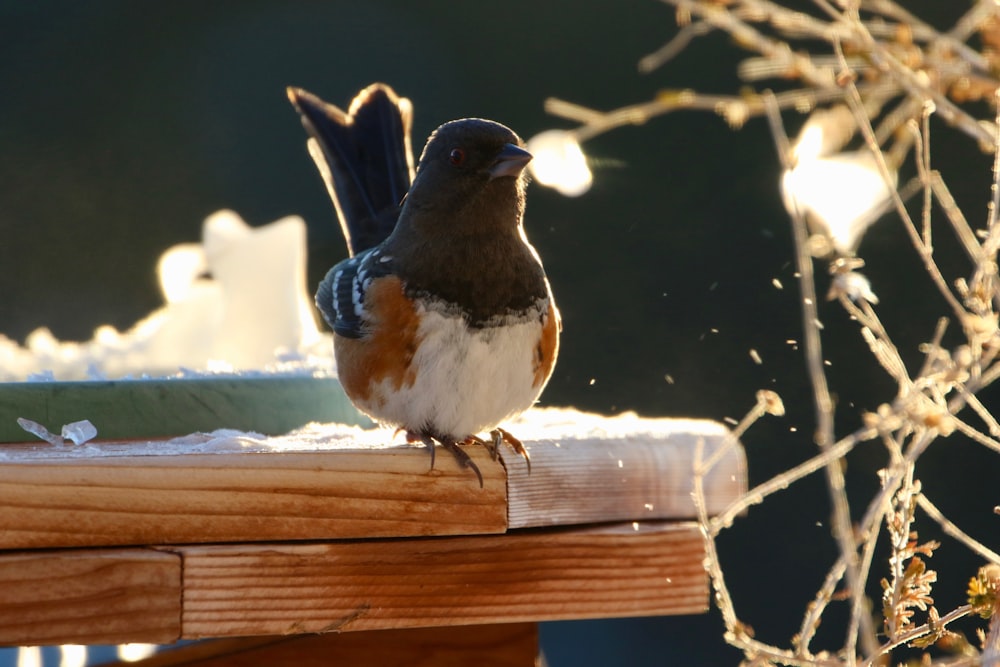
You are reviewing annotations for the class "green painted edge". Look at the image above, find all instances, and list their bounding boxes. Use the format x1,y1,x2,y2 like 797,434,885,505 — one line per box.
0,376,369,443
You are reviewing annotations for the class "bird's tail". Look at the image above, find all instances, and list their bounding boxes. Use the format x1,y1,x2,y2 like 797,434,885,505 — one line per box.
287,84,415,256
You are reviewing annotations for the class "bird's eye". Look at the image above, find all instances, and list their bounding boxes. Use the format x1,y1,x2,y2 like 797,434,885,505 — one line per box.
448,148,466,166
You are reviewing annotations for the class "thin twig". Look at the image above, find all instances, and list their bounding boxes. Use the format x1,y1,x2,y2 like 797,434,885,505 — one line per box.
698,390,783,476
794,556,848,657
950,416,1000,456
543,82,899,142
838,42,971,326
558,2,1000,664
639,20,713,73
845,9,998,148
865,605,975,665
863,0,993,70
693,437,740,632
709,427,872,535
916,495,1000,564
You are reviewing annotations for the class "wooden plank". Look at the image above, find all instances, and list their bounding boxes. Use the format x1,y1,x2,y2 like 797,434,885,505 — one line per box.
0,440,506,549
0,409,744,549
0,548,180,646
94,624,537,667
0,377,368,443
500,412,745,528
179,521,705,638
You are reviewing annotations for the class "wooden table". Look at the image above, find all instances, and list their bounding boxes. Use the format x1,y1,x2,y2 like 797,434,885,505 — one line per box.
0,408,745,666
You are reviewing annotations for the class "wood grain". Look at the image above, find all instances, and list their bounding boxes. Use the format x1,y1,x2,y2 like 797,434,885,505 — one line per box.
501,415,746,528
0,410,740,650
0,444,506,550
178,521,706,638
96,624,537,667
0,548,180,646
0,410,744,550
0,522,705,646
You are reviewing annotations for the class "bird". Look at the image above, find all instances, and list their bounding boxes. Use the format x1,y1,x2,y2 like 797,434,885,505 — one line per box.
287,83,560,485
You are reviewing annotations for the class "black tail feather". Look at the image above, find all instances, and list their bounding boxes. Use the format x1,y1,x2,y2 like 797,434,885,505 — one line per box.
288,84,414,256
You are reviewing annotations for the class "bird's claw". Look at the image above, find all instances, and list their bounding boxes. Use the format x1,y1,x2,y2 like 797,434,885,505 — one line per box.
493,427,531,473
404,426,531,486
462,428,531,474
406,430,483,488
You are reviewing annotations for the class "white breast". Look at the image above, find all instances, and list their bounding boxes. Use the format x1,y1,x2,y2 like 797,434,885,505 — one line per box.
367,298,549,439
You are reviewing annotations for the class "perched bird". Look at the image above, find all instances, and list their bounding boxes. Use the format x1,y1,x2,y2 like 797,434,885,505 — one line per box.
287,83,560,484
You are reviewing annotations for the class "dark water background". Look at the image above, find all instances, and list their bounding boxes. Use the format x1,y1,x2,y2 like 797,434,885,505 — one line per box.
1,1,998,664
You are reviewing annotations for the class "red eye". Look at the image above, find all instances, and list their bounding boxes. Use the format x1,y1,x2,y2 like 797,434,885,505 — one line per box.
449,148,466,166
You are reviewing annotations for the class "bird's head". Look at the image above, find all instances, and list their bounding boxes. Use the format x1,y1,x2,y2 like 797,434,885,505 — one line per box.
402,118,532,232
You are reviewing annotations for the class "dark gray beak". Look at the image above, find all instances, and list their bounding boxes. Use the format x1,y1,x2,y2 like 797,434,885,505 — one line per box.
488,143,532,180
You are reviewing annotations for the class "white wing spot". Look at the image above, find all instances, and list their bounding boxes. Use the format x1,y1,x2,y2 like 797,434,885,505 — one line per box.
331,268,344,314
352,267,366,318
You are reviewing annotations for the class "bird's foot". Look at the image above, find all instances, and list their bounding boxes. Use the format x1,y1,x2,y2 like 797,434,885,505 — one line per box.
493,427,532,473
462,428,531,474
405,430,483,488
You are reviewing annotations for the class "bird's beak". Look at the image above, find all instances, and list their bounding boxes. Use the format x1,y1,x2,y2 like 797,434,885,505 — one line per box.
489,143,532,180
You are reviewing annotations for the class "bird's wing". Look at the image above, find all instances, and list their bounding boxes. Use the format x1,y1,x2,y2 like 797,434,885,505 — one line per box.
315,247,395,339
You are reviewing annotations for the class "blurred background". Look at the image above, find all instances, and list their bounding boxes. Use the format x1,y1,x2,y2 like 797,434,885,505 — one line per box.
2,0,998,664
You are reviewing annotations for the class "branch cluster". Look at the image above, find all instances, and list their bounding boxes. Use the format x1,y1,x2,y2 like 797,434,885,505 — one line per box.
546,1,1000,664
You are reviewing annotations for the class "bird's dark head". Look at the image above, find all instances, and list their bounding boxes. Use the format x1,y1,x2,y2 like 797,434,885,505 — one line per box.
384,117,549,317
419,118,531,181
400,118,532,232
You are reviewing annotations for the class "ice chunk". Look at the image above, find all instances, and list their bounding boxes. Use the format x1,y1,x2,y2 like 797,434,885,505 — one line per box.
16,418,98,446
17,418,64,445
61,420,98,445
